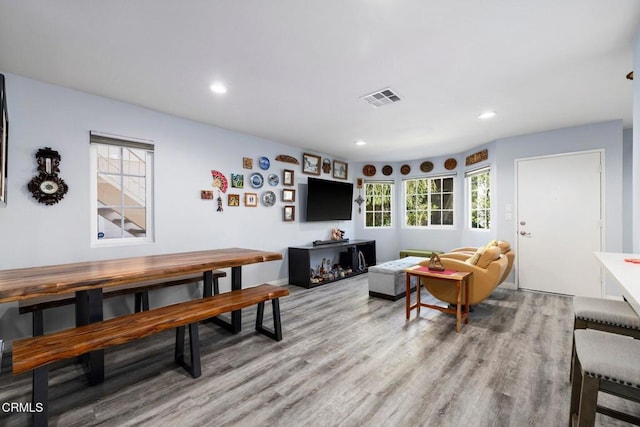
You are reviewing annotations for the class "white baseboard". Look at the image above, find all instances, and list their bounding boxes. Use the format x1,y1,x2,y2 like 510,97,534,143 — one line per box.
267,278,290,286
499,281,517,290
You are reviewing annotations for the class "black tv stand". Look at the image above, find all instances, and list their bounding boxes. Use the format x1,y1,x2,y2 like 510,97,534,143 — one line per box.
312,239,349,246
288,240,376,288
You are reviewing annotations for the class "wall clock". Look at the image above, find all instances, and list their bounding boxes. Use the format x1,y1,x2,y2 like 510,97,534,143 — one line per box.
27,147,69,205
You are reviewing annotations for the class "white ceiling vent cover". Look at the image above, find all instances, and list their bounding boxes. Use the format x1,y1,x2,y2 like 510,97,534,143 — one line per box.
361,88,402,108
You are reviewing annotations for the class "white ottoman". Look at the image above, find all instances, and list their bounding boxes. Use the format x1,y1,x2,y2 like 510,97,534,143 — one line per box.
368,257,428,300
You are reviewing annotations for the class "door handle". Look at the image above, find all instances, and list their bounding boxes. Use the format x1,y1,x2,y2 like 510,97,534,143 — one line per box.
519,231,531,237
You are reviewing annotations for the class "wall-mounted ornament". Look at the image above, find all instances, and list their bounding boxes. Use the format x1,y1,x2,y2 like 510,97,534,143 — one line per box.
231,173,244,188
420,161,433,173
322,158,331,174
228,194,240,206
400,164,411,175
210,170,228,212
362,164,376,177
444,158,457,170
27,147,69,205
211,170,228,193
275,154,300,165
382,165,393,176
259,156,270,170
333,160,348,179
465,149,488,166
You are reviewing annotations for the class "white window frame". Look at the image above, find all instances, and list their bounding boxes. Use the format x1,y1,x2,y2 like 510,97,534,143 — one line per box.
466,166,491,231
90,132,154,247
364,180,393,228
404,175,455,229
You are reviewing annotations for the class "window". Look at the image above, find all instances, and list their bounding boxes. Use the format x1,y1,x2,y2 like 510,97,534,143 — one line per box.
404,176,454,227
467,167,491,230
90,133,154,244
364,181,392,228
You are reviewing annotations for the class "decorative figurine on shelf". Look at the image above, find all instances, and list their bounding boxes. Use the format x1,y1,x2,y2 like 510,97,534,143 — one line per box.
27,147,69,205
331,228,345,240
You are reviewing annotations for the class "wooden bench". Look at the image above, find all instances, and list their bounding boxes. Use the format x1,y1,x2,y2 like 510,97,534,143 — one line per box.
12,283,289,427
19,271,227,335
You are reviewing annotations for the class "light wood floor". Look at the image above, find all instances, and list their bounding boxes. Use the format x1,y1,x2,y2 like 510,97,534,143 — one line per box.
0,275,638,426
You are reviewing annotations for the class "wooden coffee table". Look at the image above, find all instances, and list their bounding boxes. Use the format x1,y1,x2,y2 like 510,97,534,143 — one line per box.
405,265,472,332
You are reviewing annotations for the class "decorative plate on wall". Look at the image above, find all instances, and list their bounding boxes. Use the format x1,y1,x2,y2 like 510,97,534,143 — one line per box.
250,172,264,188
444,158,458,170
262,191,276,207
363,164,376,177
400,164,411,175
259,157,270,170
420,161,434,173
382,165,393,176
268,173,279,186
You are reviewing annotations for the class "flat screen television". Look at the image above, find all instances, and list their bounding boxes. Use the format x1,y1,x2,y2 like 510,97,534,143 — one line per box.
306,177,353,221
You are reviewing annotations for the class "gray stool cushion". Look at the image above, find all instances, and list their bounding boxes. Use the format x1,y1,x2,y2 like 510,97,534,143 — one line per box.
574,329,640,388
573,296,640,329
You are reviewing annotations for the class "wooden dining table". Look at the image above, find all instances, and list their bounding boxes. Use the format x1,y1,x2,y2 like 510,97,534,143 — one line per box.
0,247,283,384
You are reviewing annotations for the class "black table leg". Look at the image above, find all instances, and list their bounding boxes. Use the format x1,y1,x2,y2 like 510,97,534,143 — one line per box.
207,266,242,334
230,266,241,333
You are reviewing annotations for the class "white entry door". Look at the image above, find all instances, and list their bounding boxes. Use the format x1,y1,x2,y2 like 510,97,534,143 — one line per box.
516,151,603,297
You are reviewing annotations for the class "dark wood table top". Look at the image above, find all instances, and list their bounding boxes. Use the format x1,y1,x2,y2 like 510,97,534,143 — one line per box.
0,248,283,303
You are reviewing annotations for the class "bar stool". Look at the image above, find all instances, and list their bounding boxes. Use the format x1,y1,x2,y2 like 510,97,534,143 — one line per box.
573,296,640,336
570,329,640,426
571,296,640,380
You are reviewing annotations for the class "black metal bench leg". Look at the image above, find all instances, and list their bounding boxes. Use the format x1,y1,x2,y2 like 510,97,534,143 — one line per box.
175,324,201,378
255,298,283,341
32,366,48,427
134,291,150,312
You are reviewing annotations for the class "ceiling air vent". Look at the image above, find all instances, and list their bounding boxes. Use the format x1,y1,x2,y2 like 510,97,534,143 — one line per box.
361,88,402,108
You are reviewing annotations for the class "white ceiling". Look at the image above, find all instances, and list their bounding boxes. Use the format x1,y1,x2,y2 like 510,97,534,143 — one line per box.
0,1,638,162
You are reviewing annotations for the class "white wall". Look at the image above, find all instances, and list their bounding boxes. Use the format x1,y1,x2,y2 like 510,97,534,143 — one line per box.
624,128,633,252
0,72,355,342
355,121,625,293
352,143,498,262
0,71,631,344
634,29,640,253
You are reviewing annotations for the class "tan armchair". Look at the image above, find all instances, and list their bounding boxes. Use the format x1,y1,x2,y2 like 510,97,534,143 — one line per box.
418,246,508,306
449,240,514,285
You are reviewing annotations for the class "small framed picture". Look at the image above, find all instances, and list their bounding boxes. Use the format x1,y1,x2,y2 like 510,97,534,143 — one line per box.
302,153,321,175
228,193,240,206
243,157,253,169
283,169,294,186
333,160,348,180
282,189,296,202
200,190,214,200
231,174,244,188
244,192,258,207
284,205,295,222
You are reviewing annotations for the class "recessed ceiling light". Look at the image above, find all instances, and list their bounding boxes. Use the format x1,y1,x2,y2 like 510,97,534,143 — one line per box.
355,140,367,146
478,111,496,120
209,82,228,94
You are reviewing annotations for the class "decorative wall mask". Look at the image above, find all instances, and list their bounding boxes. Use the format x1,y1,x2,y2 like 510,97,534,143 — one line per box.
27,147,69,205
